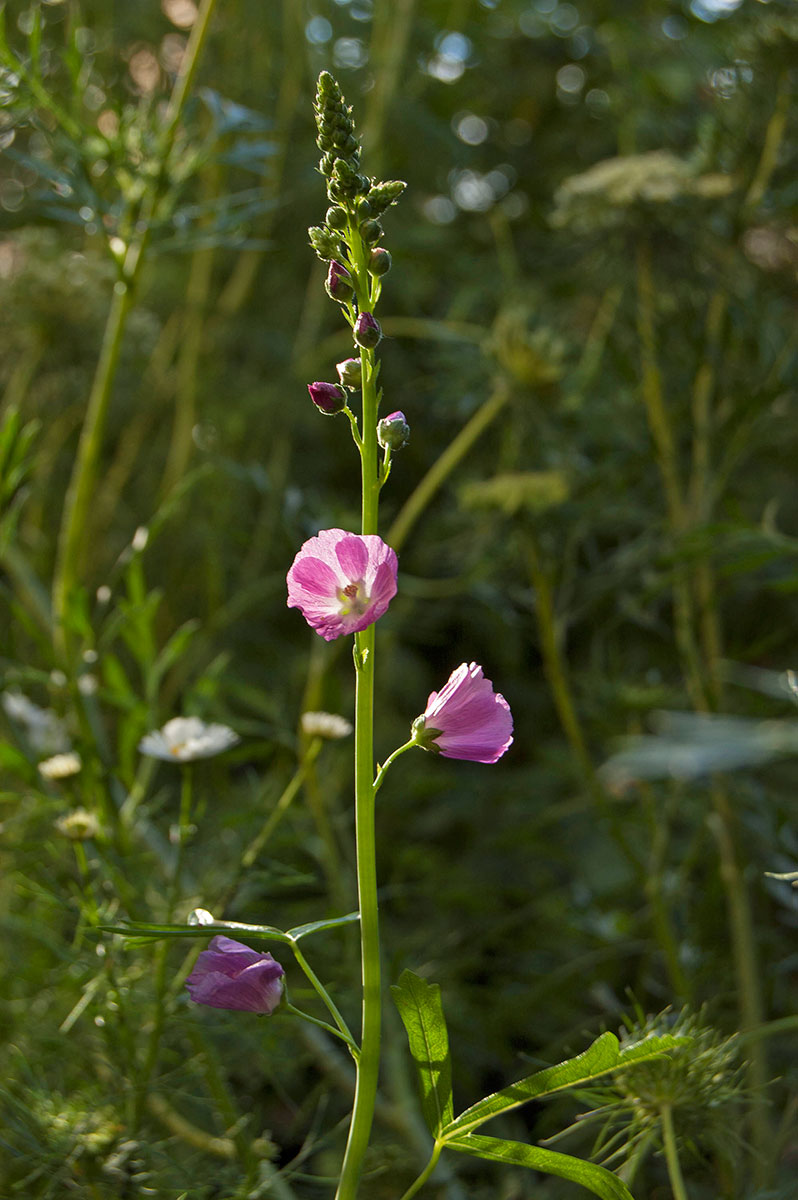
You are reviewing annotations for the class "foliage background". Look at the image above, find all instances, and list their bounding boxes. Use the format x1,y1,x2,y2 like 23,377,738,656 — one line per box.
0,0,796,1196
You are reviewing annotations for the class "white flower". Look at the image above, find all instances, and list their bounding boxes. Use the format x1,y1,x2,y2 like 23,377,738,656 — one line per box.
138,716,240,762
2,691,71,755
39,751,82,780
300,711,353,740
55,808,100,840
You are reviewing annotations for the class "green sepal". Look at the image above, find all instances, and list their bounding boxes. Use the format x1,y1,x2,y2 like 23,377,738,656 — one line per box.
446,1134,633,1200
391,969,453,1136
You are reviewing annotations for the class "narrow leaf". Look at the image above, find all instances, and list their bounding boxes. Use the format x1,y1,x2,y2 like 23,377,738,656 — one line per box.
444,1032,620,1137
391,969,453,1135
447,1133,633,1200
99,920,293,944
286,912,360,941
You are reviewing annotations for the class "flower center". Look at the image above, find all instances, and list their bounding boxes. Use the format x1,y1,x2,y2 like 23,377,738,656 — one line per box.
337,579,369,617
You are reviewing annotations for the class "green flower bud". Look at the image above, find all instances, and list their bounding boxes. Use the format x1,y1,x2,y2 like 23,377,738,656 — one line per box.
356,197,372,221
367,179,406,217
359,219,383,245
308,225,342,261
368,247,392,277
326,206,348,230
377,410,409,451
353,311,382,349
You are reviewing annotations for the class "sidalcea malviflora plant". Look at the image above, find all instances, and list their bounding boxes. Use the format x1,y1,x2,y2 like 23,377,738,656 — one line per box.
111,71,680,1200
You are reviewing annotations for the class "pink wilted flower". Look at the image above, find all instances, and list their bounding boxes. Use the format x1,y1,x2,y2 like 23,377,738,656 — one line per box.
185,936,285,1015
411,662,513,763
287,528,398,641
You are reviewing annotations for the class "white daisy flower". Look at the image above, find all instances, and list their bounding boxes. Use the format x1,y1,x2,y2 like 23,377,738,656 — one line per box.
138,716,240,762
39,751,82,780
300,711,353,740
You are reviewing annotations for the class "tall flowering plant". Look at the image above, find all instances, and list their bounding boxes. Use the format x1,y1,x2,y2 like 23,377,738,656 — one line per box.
108,73,681,1200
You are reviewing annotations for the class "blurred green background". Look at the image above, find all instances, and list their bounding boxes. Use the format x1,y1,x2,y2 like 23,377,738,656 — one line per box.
0,0,797,1196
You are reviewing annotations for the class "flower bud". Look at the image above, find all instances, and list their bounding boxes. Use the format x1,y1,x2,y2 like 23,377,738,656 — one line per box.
326,259,354,301
356,197,372,221
336,357,362,389
368,247,392,277
308,382,346,415
326,206,348,230
308,224,341,261
359,219,383,245
377,410,409,451
367,179,406,217
353,311,382,349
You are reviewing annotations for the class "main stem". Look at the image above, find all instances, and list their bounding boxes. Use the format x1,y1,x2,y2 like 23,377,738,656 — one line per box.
336,265,382,1196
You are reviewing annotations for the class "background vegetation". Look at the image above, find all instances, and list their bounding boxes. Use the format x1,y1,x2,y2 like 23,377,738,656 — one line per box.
0,0,796,1196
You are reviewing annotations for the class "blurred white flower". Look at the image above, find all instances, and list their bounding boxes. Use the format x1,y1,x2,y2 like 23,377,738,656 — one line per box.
39,751,82,780
55,808,101,840
138,716,240,762
300,711,353,740
2,691,71,755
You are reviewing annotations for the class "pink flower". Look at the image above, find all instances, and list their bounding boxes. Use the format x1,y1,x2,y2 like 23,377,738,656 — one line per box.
185,936,285,1014
412,662,513,763
287,528,398,641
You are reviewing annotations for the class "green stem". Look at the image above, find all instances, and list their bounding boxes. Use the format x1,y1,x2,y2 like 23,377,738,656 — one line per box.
284,1003,358,1051
373,737,416,793
660,1104,689,1200
290,941,358,1053
51,0,220,660
134,765,193,1130
240,740,322,870
396,1141,444,1200
336,623,380,1200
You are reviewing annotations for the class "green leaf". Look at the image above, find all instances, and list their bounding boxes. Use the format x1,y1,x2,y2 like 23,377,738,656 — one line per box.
99,920,293,945
444,1032,619,1137
391,969,453,1135
446,1134,633,1200
286,912,360,941
444,1032,685,1138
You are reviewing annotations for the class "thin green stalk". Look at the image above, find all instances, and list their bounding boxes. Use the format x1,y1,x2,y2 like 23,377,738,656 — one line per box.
336,622,380,1200
285,1003,357,1050
373,737,416,793
240,740,322,870
290,940,357,1053
134,765,194,1130
51,0,220,659
660,1104,689,1200
396,1141,444,1200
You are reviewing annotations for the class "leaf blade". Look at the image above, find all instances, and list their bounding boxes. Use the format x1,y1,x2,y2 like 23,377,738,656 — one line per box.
446,1133,634,1200
391,969,453,1135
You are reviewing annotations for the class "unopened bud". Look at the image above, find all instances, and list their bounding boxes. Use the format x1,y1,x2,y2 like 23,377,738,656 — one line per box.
377,410,410,451
356,197,372,221
309,224,341,261
359,219,383,245
308,382,346,415
326,206,348,230
368,247,392,277
326,259,354,301
336,357,362,389
353,311,382,349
